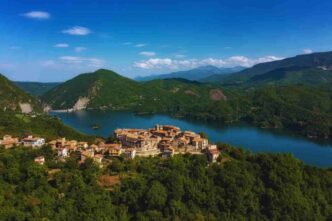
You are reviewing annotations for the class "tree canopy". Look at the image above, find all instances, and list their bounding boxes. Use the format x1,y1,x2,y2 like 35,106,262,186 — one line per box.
0,144,331,220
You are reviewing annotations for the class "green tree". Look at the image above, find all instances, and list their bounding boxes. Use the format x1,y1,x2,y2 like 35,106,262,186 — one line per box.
145,181,167,210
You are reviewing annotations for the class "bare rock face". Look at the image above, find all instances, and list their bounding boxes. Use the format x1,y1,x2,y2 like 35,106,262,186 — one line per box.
209,89,227,101
318,65,332,71
19,103,33,113
43,105,52,112
73,97,90,111
184,90,199,97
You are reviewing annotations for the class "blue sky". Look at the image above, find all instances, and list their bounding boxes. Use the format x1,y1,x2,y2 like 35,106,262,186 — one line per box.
1,0,332,82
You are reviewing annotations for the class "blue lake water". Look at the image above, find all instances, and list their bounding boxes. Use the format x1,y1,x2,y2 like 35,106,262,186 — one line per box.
51,110,332,167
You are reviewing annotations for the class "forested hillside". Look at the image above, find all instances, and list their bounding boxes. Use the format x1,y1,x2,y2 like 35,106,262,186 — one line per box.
14,82,61,96
0,74,42,113
41,69,228,111
0,143,331,220
0,111,96,142
156,85,332,139
41,69,332,139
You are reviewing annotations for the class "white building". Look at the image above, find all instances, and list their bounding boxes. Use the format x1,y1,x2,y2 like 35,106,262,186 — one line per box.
206,145,220,163
22,136,45,148
57,147,69,158
124,148,136,159
192,137,209,150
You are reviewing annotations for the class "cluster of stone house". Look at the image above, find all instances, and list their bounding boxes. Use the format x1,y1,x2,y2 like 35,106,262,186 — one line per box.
47,137,137,165
0,135,45,149
0,125,220,166
114,124,220,161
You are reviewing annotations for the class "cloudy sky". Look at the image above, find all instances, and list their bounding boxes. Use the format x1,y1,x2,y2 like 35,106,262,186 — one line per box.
1,0,332,82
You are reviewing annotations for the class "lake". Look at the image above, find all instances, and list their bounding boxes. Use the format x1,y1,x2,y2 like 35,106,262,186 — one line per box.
50,110,332,167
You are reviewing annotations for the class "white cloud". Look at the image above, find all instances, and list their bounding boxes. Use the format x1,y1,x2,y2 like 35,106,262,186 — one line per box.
139,51,156,57
135,43,146,48
134,55,283,70
59,56,82,64
54,43,69,48
255,56,283,63
134,58,172,69
62,26,91,36
174,54,186,58
59,56,104,68
303,48,313,54
42,56,104,69
22,11,50,20
75,47,87,52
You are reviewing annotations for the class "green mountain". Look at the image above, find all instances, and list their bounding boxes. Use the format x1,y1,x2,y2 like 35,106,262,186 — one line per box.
244,67,332,87
0,74,95,141
14,81,61,96
208,51,332,86
42,69,332,139
42,69,229,112
0,74,42,113
135,65,245,81
244,85,332,138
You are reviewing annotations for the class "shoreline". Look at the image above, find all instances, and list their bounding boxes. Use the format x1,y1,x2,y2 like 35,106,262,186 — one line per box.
49,108,332,142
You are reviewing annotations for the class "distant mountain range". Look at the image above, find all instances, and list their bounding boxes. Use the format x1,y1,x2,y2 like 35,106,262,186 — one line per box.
8,51,332,101
135,65,245,81
207,51,332,87
136,52,332,87
14,81,61,96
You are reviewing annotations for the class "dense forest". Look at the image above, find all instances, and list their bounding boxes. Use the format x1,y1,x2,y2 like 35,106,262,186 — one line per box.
134,85,332,139
0,143,331,220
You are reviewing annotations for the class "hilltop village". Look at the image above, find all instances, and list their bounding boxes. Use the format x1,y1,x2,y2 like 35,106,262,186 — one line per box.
0,125,220,165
